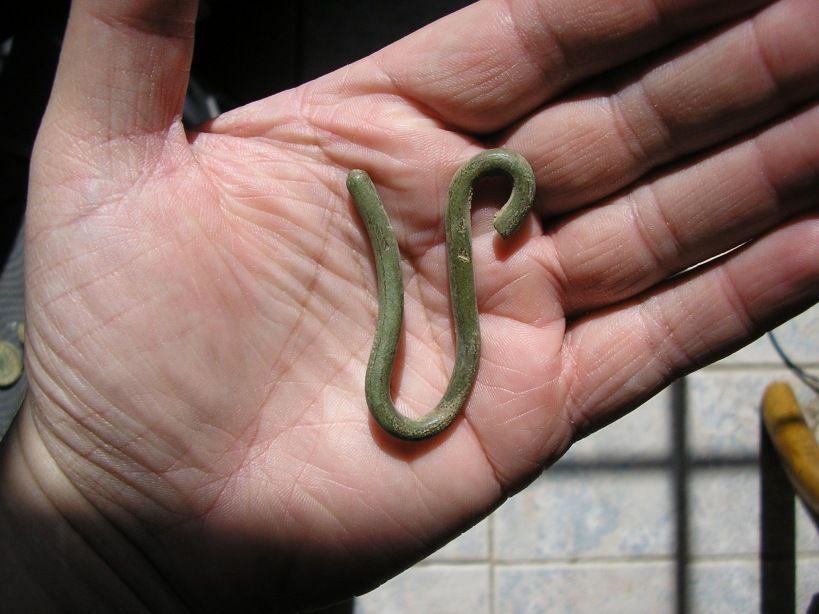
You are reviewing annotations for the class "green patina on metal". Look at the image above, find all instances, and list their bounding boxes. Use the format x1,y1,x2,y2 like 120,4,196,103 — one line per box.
348,149,536,440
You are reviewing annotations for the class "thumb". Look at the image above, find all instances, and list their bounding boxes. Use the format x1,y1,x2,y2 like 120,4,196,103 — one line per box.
45,0,198,140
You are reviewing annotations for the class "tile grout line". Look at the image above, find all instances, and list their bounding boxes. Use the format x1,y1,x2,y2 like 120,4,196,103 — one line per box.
489,512,495,614
671,377,689,614
703,363,819,372
478,551,819,567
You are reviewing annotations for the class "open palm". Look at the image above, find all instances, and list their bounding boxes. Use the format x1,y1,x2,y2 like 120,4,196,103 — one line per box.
8,0,819,611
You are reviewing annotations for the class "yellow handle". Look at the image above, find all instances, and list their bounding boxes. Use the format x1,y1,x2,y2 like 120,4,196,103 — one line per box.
762,382,819,515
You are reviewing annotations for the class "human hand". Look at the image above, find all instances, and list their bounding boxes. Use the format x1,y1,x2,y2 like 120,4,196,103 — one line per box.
3,0,818,611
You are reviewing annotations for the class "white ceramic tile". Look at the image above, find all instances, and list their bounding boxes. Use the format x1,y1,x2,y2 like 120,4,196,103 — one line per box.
427,517,489,562
797,502,819,554
797,556,819,612
689,464,819,558
693,555,819,613
494,562,675,614
564,388,672,464
689,466,760,556
686,370,769,459
354,564,489,614
688,560,758,614
687,368,818,457
494,468,673,560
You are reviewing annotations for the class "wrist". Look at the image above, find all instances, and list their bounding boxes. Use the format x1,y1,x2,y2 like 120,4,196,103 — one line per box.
0,402,184,613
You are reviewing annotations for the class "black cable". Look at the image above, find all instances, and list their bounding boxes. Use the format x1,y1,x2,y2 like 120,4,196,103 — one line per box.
767,331,819,395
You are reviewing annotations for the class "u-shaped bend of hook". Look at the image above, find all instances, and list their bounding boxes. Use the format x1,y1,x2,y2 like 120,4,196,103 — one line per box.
348,149,536,440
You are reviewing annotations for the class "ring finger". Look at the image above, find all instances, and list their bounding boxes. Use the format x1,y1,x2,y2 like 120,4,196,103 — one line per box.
544,100,819,316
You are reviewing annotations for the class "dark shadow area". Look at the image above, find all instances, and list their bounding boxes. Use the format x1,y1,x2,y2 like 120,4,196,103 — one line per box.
190,0,473,115
0,2,66,426
298,0,473,83
760,415,797,614
0,1,68,269
672,378,690,614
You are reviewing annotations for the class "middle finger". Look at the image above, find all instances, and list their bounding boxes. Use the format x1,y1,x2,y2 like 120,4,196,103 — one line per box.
501,0,819,214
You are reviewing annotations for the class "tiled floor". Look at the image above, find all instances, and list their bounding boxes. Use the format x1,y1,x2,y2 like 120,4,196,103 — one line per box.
354,305,819,613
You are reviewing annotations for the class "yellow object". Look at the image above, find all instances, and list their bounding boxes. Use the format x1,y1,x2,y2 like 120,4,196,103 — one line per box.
0,340,23,387
762,382,819,515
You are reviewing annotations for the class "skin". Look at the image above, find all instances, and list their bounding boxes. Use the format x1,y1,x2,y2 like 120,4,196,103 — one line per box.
348,149,536,439
1,0,818,611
